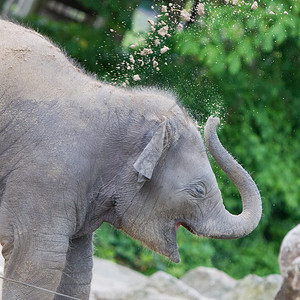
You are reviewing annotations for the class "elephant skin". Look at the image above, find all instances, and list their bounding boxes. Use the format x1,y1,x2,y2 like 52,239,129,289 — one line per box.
0,20,262,299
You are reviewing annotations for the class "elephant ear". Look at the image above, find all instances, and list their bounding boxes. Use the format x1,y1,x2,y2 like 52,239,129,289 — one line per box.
134,117,172,183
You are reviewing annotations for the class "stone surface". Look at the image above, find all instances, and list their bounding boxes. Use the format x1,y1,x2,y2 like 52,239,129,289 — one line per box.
181,266,237,299
91,258,147,300
0,248,3,299
275,259,300,300
276,224,300,299
129,271,213,300
0,245,282,300
228,274,282,300
181,266,282,300
146,271,209,299
93,270,213,300
278,224,300,277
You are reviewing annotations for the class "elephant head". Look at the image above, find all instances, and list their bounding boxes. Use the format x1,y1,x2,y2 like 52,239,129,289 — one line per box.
113,114,262,263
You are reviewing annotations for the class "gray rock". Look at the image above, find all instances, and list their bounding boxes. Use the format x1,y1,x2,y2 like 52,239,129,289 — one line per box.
278,224,300,278
275,257,300,300
0,245,282,300
146,271,213,300
124,287,189,300
181,266,282,300
276,224,300,299
228,274,282,300
91,258,147,300
123,271,214,300
181,266,237,299
0,247,3,299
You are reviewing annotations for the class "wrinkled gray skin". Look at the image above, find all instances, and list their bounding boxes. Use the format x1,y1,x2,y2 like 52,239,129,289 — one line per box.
275,224,300,300
0,20,262,299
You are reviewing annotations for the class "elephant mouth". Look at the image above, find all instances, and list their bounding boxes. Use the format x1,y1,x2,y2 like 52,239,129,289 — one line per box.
175,221,196,234
166,221,197,263
159,221,199,264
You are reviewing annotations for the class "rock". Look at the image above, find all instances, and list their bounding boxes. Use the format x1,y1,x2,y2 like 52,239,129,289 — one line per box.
228,274,282,300
0,245,282,300
276,224,300,299
181,266,281,300
146,271,213,300
123,271,213,300
124,287,188,300
0,247,3,299
91,258,147,300
128,288,184,300
275,257,300,299
181,266,237,299
278,224,300,277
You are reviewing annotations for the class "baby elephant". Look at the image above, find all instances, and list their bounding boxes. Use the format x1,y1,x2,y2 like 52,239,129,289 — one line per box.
0,20,262,299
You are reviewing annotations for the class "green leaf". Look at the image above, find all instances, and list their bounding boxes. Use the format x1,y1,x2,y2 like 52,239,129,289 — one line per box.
227,52,241,74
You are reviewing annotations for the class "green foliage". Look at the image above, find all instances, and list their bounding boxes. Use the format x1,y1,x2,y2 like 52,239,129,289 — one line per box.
22,0,300,279
77,0,139,33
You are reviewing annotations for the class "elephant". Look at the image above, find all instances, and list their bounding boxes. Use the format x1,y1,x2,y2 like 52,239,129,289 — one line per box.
275,224,300,300
0,20,262,299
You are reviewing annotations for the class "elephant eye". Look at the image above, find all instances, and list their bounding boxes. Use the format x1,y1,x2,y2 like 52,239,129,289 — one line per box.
186,183,206,199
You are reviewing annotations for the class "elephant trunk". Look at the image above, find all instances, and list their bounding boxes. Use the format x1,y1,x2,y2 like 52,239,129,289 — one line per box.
203,116,262,239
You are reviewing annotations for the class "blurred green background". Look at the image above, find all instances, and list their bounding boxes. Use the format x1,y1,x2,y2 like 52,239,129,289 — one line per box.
2,0,299,279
